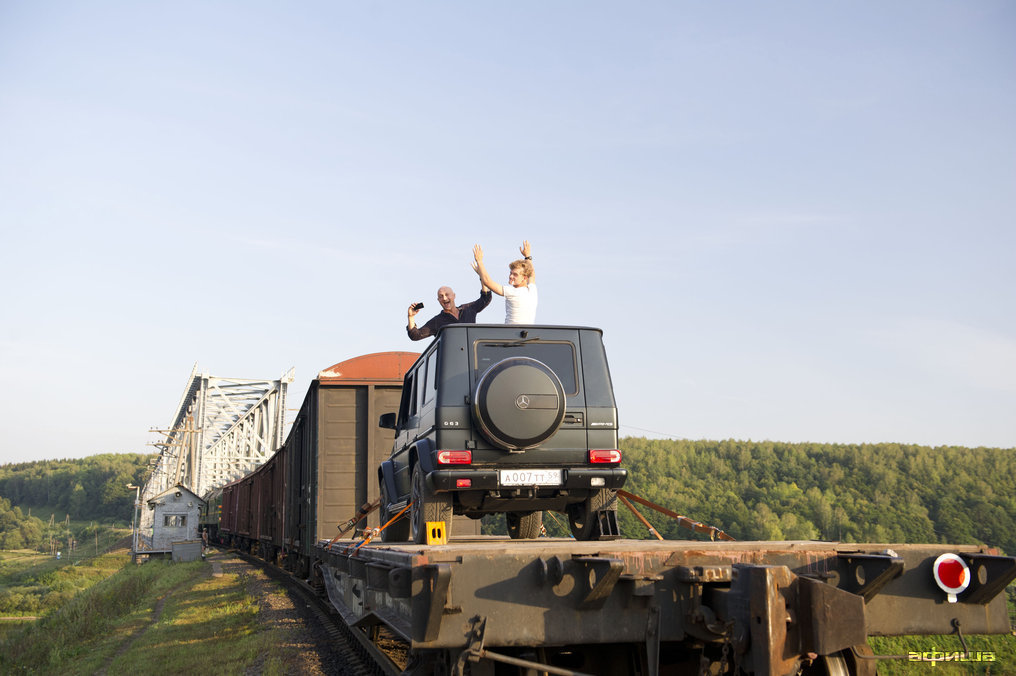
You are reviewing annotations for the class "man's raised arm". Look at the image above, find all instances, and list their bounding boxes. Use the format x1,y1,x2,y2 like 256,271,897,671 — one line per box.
472,244,504,296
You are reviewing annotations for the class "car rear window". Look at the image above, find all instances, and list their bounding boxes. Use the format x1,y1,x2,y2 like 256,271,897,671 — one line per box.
473,340,578,395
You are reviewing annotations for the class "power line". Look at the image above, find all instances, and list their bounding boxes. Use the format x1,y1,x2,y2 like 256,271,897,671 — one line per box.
620,425,687,440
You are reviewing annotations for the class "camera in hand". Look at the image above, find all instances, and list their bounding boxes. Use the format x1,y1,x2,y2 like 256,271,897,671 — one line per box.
412,302,424,311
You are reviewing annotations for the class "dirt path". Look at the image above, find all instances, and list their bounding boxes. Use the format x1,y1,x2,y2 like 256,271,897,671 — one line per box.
95,549,357,675
95,577,192,676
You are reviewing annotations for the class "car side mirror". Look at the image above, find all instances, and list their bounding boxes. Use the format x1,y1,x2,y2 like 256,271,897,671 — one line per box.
378,412,397,430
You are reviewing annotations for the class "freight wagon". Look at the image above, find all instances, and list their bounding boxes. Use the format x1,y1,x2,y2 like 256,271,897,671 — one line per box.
213,352,482,575
209,331,1015,675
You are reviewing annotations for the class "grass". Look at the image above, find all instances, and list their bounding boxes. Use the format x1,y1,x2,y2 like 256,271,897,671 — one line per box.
1,552,180,672
0,549,89,587
3,540,1014,674
1,552,307,675
0,546,127,618
868,586,1016,675
0,550,55,579
868,634,1015,675
103,567,283,675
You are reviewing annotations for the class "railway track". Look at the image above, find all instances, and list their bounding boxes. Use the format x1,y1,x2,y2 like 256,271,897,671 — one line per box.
231,548,406,676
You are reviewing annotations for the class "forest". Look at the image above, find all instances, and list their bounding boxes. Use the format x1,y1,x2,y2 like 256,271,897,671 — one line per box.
1,440,1014,554
0,454,152,528
614,438,1015,554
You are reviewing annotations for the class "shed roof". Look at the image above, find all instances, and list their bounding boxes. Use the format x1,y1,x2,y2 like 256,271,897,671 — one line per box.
147,484,205,506
317,351,419,385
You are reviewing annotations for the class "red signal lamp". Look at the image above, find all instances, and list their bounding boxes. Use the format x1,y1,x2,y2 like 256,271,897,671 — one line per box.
932,553,970,603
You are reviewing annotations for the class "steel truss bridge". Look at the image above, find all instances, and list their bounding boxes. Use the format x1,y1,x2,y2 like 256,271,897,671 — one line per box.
135,364,293,546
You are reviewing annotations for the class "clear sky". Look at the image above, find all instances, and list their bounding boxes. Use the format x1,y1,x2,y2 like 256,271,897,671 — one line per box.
2,2,1014,465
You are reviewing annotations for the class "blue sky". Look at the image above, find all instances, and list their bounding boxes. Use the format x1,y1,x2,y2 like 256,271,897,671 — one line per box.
1,2,1014,464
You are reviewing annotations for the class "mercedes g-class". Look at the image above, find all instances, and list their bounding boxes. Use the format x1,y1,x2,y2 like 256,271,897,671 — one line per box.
378,324,627,543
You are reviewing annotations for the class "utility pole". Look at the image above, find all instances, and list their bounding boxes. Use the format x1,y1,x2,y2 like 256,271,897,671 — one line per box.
126,484,141,561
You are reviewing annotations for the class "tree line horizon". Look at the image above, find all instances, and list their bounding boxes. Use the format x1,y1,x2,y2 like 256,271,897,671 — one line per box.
0,440,1013,554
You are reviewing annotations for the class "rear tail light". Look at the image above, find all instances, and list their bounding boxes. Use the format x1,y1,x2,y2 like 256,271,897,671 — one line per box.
589,449,621,464
437,450,472,465
456,479,472,488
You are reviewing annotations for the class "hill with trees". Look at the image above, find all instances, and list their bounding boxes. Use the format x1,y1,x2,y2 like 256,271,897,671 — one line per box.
3,442,1014,556
0,497,47,551
0,454,152,525
616,438,1015,554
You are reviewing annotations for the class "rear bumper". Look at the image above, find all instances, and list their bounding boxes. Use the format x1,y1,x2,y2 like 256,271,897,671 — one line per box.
429,467,627,492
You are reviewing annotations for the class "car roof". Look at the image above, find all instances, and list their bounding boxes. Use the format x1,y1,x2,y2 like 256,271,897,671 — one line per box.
434,323,603,336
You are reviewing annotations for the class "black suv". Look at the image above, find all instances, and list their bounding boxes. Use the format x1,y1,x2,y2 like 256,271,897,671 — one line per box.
378,324,627,543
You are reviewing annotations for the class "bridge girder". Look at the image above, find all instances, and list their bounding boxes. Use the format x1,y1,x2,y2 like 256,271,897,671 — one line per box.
137,365,293,538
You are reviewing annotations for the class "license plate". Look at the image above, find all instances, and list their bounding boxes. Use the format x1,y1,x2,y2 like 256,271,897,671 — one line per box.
499,469,562,486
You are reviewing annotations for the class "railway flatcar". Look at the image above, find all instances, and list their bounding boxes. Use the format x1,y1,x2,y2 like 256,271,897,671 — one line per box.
208,337,1016,676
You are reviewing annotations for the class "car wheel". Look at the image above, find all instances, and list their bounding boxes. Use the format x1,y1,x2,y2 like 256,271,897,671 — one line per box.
568,489,617,541
380,481,409,542
473,357,566,450
506,511,543,539
410,464,452,544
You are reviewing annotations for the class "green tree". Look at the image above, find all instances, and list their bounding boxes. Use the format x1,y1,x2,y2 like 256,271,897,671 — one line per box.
68,482,87,518
616,437,1014,552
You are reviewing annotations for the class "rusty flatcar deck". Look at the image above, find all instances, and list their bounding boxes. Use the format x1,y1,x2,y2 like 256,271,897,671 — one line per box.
317,535,1015,672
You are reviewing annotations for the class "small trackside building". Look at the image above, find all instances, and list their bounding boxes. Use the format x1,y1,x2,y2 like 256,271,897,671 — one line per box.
144,484,205,557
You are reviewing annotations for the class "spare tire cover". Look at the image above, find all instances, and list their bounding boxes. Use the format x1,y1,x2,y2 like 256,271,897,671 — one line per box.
473,357,566,450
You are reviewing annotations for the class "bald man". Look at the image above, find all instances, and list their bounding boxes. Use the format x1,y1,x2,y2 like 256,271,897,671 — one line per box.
406,284,492,340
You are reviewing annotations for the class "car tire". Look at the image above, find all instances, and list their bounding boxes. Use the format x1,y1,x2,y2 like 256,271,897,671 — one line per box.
567,489,617,541
380,481,409,542
473,357,566,450
410,464,452,544
506,511,543,539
